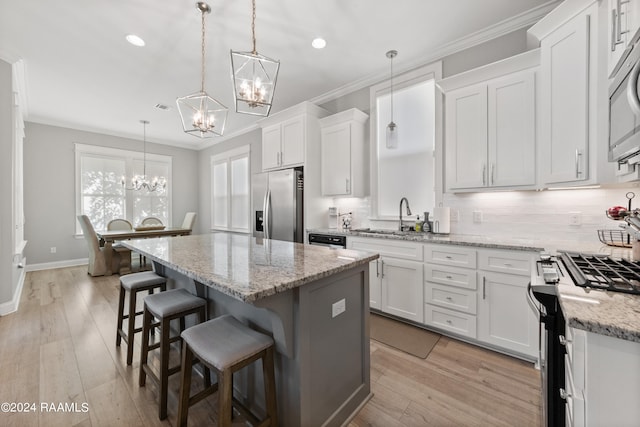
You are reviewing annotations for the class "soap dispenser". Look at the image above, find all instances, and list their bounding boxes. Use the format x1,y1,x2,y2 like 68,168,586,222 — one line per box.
415,215,423,232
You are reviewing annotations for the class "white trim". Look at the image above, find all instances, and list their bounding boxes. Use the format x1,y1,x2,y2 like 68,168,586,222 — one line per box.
0,265,26,316
527,0,596,45
25,258,88,272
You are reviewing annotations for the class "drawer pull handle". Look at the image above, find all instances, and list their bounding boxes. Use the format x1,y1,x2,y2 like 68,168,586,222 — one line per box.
446,275,453,279
445,255,453,259
446,296,453,301
446,319,453,324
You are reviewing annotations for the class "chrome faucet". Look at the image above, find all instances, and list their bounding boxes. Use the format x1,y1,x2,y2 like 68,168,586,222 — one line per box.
399,197,412,231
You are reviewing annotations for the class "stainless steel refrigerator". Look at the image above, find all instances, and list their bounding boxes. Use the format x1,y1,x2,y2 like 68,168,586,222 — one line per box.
252,167,304,243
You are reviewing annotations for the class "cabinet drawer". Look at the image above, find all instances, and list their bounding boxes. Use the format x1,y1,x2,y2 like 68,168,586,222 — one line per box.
424,304,477,338
425,263,476,290
478,249,533,276
425,245,476,268
425,283,477,315
348,237,423,261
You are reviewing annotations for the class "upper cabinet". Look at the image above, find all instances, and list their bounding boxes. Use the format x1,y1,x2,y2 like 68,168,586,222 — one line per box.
529,0,615,187
258,102,329,172
608,0,640,78
440,50,539,192
319,108,369,197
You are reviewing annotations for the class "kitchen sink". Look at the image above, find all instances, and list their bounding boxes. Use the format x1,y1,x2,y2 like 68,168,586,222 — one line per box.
352,228,419,236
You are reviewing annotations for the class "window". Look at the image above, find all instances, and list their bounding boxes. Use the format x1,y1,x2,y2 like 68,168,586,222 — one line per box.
75,143,172,233
211,146,250,233
369,62,442,221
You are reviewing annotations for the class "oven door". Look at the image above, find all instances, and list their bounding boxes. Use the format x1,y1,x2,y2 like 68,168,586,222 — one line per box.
609,40,640,162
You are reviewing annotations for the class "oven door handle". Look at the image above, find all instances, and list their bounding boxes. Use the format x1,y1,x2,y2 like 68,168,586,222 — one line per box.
526,281,541,315
627,56,640,116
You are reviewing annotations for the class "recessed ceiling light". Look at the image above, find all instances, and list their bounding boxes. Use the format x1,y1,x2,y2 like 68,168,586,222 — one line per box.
312,38,327,49
126,34,145,47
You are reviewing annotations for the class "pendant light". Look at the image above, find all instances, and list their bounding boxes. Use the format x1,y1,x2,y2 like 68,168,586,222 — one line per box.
386,49,398,149
177,2,228,138
122,120,166,192
230,0,280,117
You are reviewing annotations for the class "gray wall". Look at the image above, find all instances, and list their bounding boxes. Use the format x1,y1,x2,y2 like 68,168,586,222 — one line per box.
0,59,15,304
23,122,200,266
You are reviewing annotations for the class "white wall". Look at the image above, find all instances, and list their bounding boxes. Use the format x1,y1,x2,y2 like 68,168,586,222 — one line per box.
23,122,200,266
0,58,15,305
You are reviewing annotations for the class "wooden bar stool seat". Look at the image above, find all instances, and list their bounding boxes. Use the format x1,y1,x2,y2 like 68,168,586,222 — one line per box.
177,314,278,427
116,271,167,365
139,288,208,420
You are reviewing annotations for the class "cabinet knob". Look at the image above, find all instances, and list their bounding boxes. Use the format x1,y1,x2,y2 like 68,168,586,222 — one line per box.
445,296,453,301
446,319,453,324
445,255,453,260
446,275,453,279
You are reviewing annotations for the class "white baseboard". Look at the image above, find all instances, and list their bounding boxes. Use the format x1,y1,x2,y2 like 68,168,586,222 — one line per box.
0,264,27,316
25,258,88,272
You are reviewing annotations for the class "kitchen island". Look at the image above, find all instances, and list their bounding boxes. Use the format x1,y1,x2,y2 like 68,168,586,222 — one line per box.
122,232,378,427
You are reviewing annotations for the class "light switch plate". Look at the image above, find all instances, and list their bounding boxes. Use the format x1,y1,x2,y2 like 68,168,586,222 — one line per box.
332,298,346,318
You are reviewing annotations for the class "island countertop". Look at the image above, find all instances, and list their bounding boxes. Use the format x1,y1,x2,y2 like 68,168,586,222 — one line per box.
122,233,379,303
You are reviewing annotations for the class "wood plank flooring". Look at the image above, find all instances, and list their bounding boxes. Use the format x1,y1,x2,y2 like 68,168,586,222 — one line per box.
0,266,541,426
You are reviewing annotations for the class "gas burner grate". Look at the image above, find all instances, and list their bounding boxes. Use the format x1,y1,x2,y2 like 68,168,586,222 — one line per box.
560,252,640,295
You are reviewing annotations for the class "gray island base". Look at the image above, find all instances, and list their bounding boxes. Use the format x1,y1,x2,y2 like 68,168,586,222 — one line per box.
123,233,379,426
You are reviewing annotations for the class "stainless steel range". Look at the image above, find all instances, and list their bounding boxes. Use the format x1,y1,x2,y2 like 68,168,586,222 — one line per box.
529,250,640,427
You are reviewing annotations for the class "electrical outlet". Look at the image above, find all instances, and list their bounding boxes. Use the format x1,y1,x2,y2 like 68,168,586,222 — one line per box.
50,247,56,253
450,209,459,222
332,298,346,318
473,211,483,224
569,211,582,226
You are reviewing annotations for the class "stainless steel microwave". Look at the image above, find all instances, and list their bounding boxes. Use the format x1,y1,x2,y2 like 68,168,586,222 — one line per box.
609,39,640,162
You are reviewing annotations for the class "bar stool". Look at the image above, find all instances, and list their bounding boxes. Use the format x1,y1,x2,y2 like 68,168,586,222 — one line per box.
139,288,207,420
176,314,278,427
116,271,167,365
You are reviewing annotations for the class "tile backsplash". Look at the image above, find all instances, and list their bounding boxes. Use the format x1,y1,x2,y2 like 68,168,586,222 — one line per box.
331,185,640,246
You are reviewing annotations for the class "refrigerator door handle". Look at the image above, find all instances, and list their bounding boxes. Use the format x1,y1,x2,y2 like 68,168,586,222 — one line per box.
264,189,272,239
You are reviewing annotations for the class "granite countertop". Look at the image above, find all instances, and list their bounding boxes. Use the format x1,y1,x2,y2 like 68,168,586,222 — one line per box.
122,233,378,303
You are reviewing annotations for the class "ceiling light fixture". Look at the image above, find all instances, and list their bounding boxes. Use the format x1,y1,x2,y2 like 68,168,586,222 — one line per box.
230,0,280,117
177,2,228,138
386,49,398,149
122,120,166,192
125,34,145,47
312,38,327,49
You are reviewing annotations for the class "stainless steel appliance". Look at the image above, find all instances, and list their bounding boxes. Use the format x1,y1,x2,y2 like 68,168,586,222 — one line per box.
528,250,640,426
308,233,346,248
609,38,640,162
252,167,304,243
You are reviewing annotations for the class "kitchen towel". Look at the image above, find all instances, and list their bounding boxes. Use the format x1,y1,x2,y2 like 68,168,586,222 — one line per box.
432,207,450,234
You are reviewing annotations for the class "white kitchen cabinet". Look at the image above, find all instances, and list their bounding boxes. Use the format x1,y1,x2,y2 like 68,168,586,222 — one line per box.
348,237,424,322
608,0,640,79
564,327,640,426
261,116,304,170
319,108,368,197
441,51,538,191
477,249,538,359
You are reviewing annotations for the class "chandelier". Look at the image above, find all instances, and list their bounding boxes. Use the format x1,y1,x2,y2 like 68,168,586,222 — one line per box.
122,120,166,192
386,50,398,149
230,0,280,116
177,2,228,138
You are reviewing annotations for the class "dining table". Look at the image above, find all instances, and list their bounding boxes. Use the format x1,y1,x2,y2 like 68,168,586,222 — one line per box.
95,226,192,275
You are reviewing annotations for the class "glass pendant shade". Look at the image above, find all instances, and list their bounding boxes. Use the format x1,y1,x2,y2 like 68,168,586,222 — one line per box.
230,50,279,116
386,121,398,149
177,92,228,138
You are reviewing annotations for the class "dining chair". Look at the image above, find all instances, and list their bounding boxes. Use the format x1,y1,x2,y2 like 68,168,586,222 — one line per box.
77,215,121,276
181,212,197,230
141,217,164,226
107,219,133,274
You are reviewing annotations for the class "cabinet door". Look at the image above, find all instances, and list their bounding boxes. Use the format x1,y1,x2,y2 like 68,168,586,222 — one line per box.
540,12,590,184
487,71,536,187
369,260,382,310
380,257,424,322
281,117,305,166
608,0,630,78
477,271,538,357
262,125,281,170
321,123,351,196
445,84,488,189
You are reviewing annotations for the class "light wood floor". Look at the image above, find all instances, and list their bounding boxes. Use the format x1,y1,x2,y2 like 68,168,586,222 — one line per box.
0,266,541,426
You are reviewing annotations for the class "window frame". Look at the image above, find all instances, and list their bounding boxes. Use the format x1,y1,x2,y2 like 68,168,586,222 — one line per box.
368,61,444,222
74,143,173,234
210,145,251,234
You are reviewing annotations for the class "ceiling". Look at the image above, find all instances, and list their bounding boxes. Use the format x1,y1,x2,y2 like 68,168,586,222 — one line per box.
0,0,557,150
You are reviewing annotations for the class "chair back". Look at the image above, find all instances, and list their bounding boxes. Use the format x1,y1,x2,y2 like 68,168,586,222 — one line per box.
77,215,101,252
181,212,197,230
141,217,163,226
107,218,133,231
